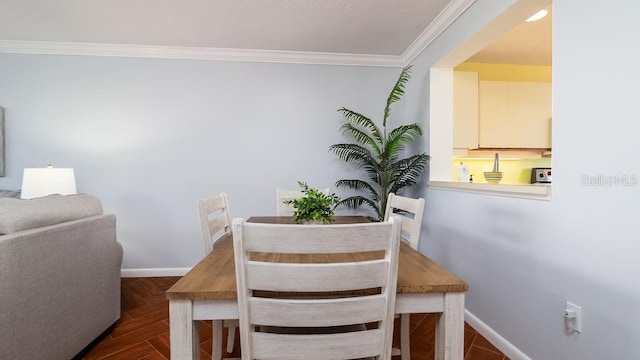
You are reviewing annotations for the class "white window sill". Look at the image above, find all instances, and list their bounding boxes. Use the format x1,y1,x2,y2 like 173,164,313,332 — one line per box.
428,181,551,201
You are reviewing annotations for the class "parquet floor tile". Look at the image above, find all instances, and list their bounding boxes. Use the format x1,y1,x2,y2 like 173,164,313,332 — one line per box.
81,277,508,359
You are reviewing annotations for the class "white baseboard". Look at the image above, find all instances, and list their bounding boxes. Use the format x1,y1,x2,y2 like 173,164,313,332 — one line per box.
121,268,191,277
465,309,532,360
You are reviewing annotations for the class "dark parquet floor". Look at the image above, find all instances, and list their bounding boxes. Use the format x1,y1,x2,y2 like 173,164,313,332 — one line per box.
82,277,509,360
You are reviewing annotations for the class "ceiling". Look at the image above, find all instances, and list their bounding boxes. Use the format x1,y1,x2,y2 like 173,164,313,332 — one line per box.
468,6,552,66
0,0,551,66
0,0,451,56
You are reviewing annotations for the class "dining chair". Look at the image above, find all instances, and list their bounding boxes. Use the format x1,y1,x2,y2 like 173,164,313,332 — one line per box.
383,192,425,360
232,216,402,360
275,187,330,216
197,193,239,360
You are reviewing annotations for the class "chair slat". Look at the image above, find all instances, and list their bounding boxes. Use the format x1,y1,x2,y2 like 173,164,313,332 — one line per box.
246,260,388,292
208,214,229,236
384,193,425,251
249,295,386,327
390,195,422,213
242,222,393,253
252,329,384,360
203,195,226,213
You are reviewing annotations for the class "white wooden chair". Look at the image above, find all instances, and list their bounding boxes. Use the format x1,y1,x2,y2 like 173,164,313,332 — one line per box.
275,187,330,216
383,192,425,360
197,193,239,360
232,216,402,360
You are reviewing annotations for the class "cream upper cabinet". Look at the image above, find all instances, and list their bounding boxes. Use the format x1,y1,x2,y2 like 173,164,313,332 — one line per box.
479,80,552,148
453,71,479,149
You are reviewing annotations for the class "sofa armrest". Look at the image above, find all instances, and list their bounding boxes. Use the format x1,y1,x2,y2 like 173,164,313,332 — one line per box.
0,214,122,359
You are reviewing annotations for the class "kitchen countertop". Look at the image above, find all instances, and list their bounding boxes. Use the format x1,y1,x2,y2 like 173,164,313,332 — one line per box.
428,181,551,200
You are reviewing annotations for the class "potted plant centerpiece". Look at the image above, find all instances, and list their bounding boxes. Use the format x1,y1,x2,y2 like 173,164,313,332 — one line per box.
284,181,341,224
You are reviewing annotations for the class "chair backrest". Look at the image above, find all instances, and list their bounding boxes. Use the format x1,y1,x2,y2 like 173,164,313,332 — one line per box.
233,216,402,360
383,193,425,250
197,193,232,255
275,188,330,216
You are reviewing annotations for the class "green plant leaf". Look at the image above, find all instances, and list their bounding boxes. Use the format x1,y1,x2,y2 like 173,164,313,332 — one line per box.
285,181,341,224
338,196,380,220
384,124,423,158
337,108,384,157
389,154,429,193
383,65,412,127
335,179,378,197
337,108,384,145
329,143,375,165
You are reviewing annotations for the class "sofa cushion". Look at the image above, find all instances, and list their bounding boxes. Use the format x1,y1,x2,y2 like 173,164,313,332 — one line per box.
0,194,103,235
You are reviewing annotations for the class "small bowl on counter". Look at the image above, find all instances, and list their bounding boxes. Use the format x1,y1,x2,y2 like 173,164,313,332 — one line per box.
483,171,503,184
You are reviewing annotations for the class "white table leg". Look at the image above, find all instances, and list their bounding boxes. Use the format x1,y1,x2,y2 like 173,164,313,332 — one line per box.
400,313,411,360
212,320,223,360
434,292,465,360
170,299,200,360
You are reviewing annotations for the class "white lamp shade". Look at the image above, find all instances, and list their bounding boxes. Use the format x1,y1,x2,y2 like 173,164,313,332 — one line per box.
21,167,77,199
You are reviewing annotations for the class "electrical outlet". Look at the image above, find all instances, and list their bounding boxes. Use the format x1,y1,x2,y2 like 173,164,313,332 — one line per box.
565,301,582,333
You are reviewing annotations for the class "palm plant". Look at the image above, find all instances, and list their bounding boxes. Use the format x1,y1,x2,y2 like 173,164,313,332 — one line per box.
330,66,429,221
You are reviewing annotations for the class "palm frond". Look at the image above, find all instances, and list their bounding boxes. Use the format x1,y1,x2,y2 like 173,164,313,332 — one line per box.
338,122,382,157
384,124,423,158
338,196,381,218
390,153,429,176
335,179,378,197
389,154,429,193
383,66,412,127
337,108,384,145
329,143,374,164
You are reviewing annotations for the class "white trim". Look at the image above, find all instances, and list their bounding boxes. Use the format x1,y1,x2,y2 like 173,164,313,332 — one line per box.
121,267,191,278
0,39,403,67
402,0,477,64
465,309,532,360
0,1,473,67
429,181,551,201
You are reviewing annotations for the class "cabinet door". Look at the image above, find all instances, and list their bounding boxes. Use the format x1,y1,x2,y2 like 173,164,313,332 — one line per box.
478,81,508,147
507,82,552,148
453,72,479,149
479,81,551,148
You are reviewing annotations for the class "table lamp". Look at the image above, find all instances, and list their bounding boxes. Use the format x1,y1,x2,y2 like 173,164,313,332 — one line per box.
20,164,77,199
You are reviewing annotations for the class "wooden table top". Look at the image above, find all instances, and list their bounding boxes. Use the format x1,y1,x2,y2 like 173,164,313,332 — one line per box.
166,216,468,301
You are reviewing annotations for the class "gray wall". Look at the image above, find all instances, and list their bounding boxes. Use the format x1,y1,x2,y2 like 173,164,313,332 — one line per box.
0,53,399,269
407,0,640,359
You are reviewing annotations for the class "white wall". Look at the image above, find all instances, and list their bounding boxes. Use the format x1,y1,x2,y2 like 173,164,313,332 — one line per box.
408,0,640,359
0,53,399,269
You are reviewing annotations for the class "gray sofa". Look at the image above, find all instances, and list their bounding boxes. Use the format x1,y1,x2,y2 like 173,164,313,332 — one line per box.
0,194,123,359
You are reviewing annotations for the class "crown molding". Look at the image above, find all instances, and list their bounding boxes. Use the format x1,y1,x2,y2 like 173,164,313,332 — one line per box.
0,1,473,67
402,0,477,64
0,39,404,67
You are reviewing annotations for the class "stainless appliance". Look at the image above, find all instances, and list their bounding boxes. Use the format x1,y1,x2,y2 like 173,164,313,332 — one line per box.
531,168,552,183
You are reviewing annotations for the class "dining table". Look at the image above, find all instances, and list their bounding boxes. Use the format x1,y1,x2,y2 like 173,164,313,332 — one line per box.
166,216,468,359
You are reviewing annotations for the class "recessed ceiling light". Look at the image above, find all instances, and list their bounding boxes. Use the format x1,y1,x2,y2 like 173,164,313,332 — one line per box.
526,9,548,22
